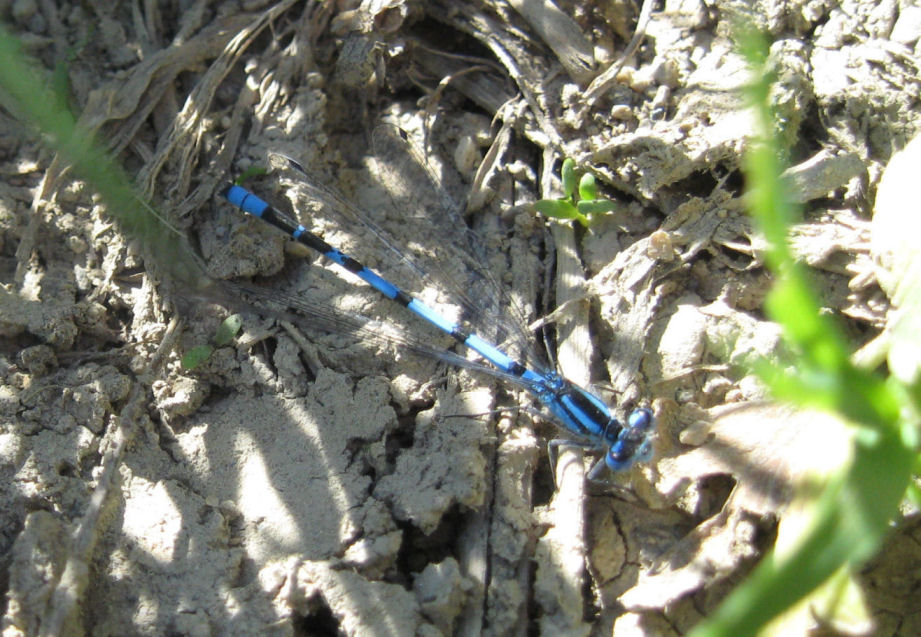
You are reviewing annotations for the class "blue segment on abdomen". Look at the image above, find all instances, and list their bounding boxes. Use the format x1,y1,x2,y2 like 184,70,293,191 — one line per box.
464,333,517,373
407,298,460,334
355,267,403,300
225,185,270,217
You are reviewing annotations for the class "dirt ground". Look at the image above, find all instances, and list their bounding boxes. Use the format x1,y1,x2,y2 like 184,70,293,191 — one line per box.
1,0,920,635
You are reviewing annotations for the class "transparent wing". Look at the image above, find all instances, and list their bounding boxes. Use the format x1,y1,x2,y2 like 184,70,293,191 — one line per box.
215,279,552,398
265,124,547,372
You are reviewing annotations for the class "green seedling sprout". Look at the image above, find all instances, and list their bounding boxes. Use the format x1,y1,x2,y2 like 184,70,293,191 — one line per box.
181,314,243,370
534,158,617,227
234,164,268,185
180,164,266,370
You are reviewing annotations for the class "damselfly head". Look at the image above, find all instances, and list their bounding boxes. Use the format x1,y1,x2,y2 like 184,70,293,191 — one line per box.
603,407,656,472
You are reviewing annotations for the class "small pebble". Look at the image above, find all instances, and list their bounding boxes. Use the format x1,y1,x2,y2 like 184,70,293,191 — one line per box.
453,135,480,179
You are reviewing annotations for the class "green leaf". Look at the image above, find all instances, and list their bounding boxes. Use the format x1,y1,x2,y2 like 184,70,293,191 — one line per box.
51,58,74,119
578,172,598,201
576,199,617,216
535,199,578,219
534,199,588,226
181,345,213,370
235,164,267,185
688,18,917,637
691,427,912,637
214,314,243,346
561,158,577,199
0,24,210,292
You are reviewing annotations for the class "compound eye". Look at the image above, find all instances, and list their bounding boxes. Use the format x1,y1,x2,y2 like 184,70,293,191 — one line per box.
604,409,656,471
604,444,632,472
604,438,654,471
628,407,654,432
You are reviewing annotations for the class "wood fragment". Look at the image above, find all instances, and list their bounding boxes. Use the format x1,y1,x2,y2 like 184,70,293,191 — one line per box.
507,0,595,83
581,0,657,111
